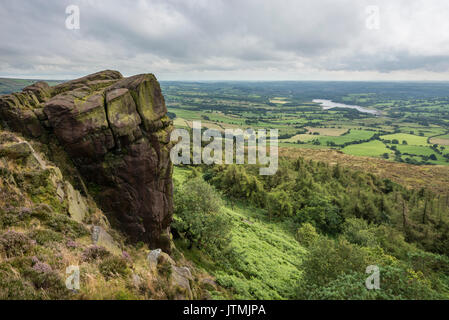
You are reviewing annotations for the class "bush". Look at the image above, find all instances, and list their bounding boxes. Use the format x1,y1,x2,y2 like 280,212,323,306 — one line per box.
267,190,293,217
210,165,266,207
296,223,319,247
0,256,70,299
341,218,377,247
0,273,38,299
298,238,369,289
82,245,111,262
99,256,129,279
296,197,343,235
0,230,34,258
23,268,69,298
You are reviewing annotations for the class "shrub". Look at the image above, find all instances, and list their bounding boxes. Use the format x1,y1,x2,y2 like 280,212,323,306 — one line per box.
0,274,38,299
81,245,110,262
66,240,78,248
298,237,369,289
296,197,343,235
296,223,319,247
32,261,52,273
99,256,129,279
0,207,33,228
41,213,88,238
341,218,377,247
24,268,69,298
267,190,294,217
0,230,34,258
0,256,69,299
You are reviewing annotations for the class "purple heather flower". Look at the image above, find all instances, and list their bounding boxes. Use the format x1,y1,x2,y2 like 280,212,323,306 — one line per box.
66,240,78,248
32,261,52,273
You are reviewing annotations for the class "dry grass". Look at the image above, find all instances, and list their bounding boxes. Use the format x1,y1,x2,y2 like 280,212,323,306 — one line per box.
430,138,449,146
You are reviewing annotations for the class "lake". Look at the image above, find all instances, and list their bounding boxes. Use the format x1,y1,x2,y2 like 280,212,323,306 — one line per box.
313,99,380,115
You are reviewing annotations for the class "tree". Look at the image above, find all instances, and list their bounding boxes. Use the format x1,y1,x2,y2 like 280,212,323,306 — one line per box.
173,178,231,254
267,190,293,217
296,197,343,235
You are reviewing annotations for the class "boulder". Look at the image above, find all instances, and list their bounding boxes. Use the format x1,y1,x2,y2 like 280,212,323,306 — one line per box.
91,225,121,255
147,248,162,272
65,182,89,223
171,266,193,299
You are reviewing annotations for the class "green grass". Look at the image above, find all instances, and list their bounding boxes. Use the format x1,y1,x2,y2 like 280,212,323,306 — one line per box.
342,140,391,157
380,133,428,146
395,145,436,156
433,134,449,139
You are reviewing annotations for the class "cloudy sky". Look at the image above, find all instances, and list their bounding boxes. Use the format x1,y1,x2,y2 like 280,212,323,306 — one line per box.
1,0,449,80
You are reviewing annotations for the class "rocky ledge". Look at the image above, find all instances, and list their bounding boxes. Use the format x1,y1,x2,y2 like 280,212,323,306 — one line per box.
0,70,174,252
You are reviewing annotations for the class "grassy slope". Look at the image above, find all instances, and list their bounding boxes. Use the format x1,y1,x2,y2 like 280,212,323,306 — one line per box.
173,167,304,300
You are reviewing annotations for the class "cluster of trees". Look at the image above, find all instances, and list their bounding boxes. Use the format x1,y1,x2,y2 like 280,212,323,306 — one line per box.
201,158,449,299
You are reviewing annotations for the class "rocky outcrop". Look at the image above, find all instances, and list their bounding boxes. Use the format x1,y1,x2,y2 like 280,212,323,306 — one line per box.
0,70,174,253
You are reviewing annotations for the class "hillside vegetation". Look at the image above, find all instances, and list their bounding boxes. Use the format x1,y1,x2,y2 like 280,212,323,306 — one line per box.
172,158,449,299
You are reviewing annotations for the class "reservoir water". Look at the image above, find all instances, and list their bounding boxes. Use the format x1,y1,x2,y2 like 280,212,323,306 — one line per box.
313,99,380,115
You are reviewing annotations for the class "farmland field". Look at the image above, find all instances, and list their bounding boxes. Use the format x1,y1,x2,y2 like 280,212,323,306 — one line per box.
380,133,429,146
342,140,391,157
161,81,449,166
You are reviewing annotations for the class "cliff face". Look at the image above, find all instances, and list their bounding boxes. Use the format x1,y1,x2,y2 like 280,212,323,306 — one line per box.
0,70,174,252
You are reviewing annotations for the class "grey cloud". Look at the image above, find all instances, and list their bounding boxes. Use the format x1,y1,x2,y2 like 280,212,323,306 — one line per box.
0,0,448,79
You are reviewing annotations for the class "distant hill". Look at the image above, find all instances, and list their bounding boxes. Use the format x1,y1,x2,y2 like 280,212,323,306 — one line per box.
0,78,62,95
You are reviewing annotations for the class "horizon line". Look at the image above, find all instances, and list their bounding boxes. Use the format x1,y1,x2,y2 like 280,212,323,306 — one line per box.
2,75,449,83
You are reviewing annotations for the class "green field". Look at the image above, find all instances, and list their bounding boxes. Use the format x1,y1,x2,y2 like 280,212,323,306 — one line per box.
342,140,392,157
380,133,429,146
395,145,436,156
160,81,449,166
